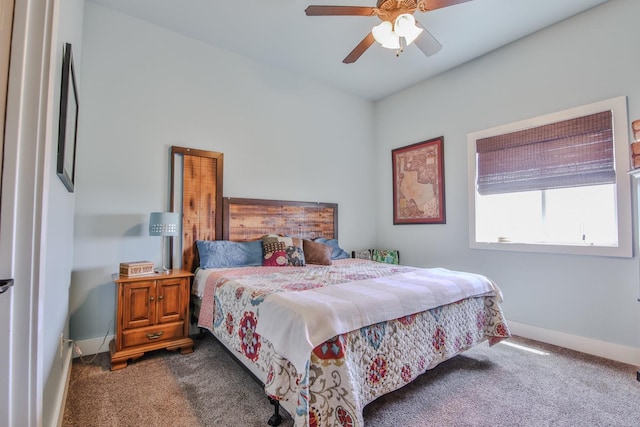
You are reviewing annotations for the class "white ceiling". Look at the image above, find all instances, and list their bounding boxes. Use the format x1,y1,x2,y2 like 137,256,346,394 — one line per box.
87,0,609,101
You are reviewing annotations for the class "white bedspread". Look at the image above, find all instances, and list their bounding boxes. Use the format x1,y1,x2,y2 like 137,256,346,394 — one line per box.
255,267,502,373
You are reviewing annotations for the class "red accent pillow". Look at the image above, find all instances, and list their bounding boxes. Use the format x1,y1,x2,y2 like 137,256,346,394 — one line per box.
261,235,305,266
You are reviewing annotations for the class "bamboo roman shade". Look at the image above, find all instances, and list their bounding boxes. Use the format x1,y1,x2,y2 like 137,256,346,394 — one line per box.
475,110,615,195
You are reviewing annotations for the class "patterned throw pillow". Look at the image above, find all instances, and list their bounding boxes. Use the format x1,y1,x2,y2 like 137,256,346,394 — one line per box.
371,249,399,265
352,249,373,260
261,235,305,267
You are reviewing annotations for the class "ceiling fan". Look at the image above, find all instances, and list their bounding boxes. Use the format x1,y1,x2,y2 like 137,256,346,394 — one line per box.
305,0,471,63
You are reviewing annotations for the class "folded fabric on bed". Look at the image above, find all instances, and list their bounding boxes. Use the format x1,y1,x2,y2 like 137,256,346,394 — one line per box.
255,267,502,373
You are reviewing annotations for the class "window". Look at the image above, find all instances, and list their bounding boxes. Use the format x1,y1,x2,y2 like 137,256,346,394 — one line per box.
468,96,632,257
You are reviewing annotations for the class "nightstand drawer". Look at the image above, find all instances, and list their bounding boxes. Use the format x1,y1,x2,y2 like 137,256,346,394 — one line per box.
122,322,184,348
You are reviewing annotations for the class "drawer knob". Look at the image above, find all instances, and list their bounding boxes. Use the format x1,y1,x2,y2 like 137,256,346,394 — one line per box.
150,296,155,301
146,331,164,340
158,295,164,300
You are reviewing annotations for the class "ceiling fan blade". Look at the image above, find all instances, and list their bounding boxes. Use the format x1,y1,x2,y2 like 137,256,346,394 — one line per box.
305,6,377,16
343,32,375,64
419,0,472,12
414,21,442,57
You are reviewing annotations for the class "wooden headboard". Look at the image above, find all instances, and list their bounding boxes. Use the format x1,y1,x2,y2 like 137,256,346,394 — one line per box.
223,197,337,242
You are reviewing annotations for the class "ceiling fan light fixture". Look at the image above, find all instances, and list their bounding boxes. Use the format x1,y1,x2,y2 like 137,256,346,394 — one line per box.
395,13,423,45
305,0,459,64
372,13,423,51
372,20,398,49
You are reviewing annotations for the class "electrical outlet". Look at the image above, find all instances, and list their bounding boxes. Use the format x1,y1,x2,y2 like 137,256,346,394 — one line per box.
59,333,64,358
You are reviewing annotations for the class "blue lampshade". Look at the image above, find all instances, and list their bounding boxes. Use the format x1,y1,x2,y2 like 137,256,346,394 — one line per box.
149,212,179,236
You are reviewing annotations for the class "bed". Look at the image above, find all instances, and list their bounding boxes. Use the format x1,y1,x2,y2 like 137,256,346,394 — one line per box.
169,148,510,426
188,201,509,427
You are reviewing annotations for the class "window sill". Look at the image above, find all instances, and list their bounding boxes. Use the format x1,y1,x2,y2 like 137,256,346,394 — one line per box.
469,240,630,258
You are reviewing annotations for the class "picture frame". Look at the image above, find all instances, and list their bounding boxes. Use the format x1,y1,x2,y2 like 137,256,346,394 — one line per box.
56,42,79,193
392,136,446,224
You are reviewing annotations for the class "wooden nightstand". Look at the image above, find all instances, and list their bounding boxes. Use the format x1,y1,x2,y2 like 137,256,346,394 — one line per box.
109,269,194,370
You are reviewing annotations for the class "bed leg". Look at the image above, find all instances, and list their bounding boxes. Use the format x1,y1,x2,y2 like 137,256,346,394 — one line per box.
195,327,206,340
267,397,282,426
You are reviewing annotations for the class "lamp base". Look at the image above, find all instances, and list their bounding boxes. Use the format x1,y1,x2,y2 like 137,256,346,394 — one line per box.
156,266,171,274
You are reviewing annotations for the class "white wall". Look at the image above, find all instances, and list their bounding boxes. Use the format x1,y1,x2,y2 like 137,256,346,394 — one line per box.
374,0,640,361
42,0,85,425
70,3,376,341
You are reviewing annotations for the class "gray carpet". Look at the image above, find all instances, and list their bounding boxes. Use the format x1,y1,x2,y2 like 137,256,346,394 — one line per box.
63,334,639,426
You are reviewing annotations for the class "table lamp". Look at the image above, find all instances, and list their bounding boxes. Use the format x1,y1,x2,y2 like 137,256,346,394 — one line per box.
149,212,179,272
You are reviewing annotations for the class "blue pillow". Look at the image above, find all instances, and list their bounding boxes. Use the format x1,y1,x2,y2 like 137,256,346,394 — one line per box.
196,240,263,269
313,238,349,260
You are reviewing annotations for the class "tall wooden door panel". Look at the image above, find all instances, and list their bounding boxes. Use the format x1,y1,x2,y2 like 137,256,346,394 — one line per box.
170,146,223,272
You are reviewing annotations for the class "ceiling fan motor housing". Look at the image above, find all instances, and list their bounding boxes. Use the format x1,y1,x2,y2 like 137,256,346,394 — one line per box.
375,0,420,22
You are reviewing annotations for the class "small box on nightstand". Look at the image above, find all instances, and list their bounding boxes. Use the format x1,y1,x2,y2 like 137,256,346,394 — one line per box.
119,261,154,277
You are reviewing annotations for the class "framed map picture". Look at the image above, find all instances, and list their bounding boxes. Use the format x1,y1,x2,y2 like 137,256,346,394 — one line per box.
392,137,446,224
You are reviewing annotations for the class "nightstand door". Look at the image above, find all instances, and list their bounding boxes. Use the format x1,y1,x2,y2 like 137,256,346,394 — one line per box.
156,277,186,324
122,280,156,329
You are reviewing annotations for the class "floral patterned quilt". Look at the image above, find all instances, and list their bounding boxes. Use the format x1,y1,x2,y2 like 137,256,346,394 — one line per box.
196,259,510,427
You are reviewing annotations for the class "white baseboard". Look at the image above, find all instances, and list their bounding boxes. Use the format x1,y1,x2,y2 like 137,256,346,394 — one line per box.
508,320,640,366
73,323,639,366
53,345,73,427
73,334,114,358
